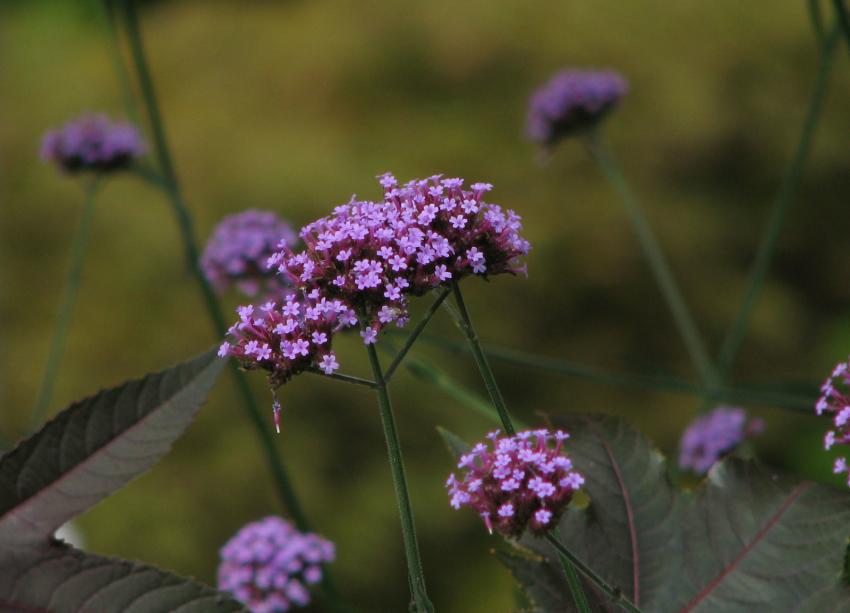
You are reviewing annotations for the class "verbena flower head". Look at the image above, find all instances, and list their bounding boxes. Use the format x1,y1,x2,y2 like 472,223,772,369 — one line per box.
446,429,583,537
270,173,530,341
527,69,628,146
40,113,145,173
218,516,335,613
678,406,764,474
201,210,298,298
816,358,850,486
219,292,352,388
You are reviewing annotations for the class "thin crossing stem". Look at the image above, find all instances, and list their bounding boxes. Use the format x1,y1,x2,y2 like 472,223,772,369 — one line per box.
584,134,719,390
717,21,839,378
384,287,451,382
31,179,101,428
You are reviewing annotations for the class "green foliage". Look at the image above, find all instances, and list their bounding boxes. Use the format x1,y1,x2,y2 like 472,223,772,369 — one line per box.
501,415,850,612
0,351,245,612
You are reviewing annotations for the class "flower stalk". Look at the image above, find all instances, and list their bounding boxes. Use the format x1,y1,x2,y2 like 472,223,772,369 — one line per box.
31,178,101,428
365,340,434,613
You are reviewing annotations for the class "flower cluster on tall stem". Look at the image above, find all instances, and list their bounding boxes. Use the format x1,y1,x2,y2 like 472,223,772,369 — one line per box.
201,209,298,299
527,69,628,146
678,406,764,474
816,358,850,485
221,174,530,399
446,429,584,537
218,516,335,613
41,113,146,174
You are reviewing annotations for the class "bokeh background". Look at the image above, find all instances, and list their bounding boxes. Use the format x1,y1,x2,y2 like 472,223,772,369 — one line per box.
2,1,850,611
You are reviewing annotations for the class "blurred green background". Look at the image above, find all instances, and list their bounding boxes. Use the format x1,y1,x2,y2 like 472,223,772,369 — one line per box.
2,0,850,611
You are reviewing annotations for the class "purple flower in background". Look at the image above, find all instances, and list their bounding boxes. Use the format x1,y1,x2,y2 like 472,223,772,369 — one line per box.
446,429,583,537
527,69,628,146
270,173,530,344
678,406,764,475
201,210,298,298
816,358,850,486
218,516,335,613
40,113,145,173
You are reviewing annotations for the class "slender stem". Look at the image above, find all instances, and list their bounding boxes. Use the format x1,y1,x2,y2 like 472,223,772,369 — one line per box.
364,342,434,613
119,0,316,546
544,533,642,613
384,288,451,382
809,0,825,43
306,368,377,389
101,0,141,125
31,179,101,428
448,282,516,435
403,332,815,411
717,23,839,377
834,0,850,58
551,528,591,613
403,354,526,427
584,134,719,389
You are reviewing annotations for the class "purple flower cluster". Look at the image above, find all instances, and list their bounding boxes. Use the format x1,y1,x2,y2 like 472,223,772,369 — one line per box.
219,292,352,386
678,406,764,474
446,429,584,537
201,210,298,298
218,516,335,613
816,358,850,485
272,173,530,340
221,174,529,395
527,69,628,146
40,113,145,173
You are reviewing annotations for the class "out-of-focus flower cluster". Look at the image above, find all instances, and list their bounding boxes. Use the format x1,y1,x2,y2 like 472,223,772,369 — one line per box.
218,516,335,613
41,113,145,173
220,174,529,394
201,210,298,299
816,358,850,485
678,406,764,475
445,429,583,537
527,69,628,146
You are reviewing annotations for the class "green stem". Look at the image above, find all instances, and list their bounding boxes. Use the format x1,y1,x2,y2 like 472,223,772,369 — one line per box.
384,288,451,382
544,533,642,613
809,0,825,43
31,179,101,428
119,0,318,554
834,0,850,58
717,22,838,377
306,369,377,388
114,4,352,610
584,134,718,389
364,342,434,613
551,528,592,613
403,332,815,411
100,0,141,125
448,282,516,435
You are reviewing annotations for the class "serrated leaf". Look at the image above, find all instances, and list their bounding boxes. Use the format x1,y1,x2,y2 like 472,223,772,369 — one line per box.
0,351,223,545
436,426,470,459
0,541,246,612
495,414,850,612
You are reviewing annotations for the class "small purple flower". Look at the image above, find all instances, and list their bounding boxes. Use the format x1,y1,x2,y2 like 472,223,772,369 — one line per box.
218,516,335,613
678,406,765,475
201,210,298,298
41,113,145,173
446,429,583,537
527,69,628,146
815,358,850,486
